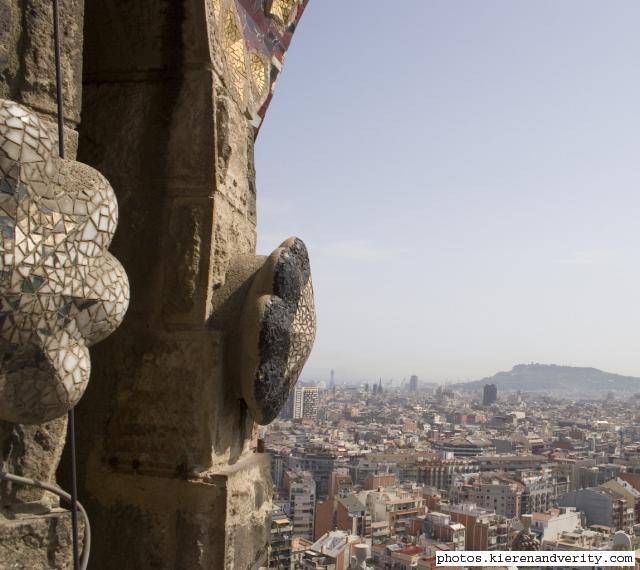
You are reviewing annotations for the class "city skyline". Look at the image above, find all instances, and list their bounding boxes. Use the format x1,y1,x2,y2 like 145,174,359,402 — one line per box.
306,361,640,388
265,371,640,565
256,0,640,382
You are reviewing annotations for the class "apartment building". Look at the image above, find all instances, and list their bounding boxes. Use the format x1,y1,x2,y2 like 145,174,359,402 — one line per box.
602,478,640,523
281,386,320,421
364,474,398,491
520,475,555,515
558,487,635,531
462,476,524,519
417,458,479,491
288,450,348,500
540,528,612,551
285,470,317,540
269,505,293,569
300,531,368,570
371,544,425,570
443,503,510,551
423,512,466,551
329,469,355,499
530,507,582,542
366,488,427,535
432,437,496,457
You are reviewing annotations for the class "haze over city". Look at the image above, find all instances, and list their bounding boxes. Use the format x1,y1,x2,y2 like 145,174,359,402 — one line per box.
256,0,640,383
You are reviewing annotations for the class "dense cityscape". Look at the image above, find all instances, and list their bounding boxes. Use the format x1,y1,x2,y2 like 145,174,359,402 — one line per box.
263,373,640,569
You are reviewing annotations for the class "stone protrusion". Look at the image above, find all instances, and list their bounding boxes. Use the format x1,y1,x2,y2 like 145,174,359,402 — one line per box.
213,237,316,425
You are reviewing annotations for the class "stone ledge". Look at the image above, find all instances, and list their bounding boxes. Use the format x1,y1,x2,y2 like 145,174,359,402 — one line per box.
0,509,81,570
84,452,272,570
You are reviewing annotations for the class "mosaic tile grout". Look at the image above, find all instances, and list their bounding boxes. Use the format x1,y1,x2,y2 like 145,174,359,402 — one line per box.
0,99,130,424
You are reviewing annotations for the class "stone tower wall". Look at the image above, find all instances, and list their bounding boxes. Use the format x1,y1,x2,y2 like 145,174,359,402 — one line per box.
0,0,309,567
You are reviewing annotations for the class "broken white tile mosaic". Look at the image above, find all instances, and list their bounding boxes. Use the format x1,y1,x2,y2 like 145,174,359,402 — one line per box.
0,99,130,424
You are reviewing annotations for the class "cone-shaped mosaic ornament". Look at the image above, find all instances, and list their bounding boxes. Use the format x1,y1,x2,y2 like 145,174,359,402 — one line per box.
0,99,129,423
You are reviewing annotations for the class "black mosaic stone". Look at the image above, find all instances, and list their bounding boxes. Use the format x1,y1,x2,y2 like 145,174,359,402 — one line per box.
251,238,315,424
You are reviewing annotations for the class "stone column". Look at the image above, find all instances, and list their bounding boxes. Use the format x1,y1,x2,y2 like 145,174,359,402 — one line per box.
1,0,311,567
69,0,309,568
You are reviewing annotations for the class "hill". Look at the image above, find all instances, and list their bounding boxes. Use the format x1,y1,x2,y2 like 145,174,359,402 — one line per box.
453,363,640,396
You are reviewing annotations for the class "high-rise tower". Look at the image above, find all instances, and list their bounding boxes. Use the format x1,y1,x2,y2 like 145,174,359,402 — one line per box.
483,384,498,406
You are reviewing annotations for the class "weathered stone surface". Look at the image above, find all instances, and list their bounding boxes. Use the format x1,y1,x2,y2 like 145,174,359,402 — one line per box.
0,417,66,505
63,1,268,567
86,329,254,473
0,0,84,126
162,198,209,322
165,70,216,191
0,509,80,569
213,85,257,222
81,453,271,569
78,81,177,318
82,0,209,78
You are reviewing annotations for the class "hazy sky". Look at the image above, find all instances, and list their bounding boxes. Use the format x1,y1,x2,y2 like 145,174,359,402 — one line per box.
255,1,640,384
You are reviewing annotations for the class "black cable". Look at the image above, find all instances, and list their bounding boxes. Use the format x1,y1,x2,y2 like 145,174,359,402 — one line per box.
53,0,65,159
52,1,81,568
68,408,81,570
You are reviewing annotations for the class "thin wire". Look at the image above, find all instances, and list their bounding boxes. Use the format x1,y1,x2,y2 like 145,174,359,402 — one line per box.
52,1,80,568
68,408,81,570
53,0,65,159
0,472,91,570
